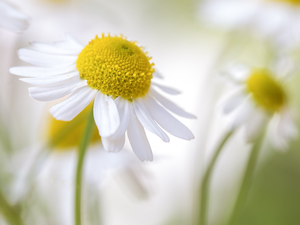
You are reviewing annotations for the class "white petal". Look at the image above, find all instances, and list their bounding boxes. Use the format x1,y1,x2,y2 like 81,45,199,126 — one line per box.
254,4,290,38
151,82,181,95
244,109,267,142
272,56,297,80
226,64,251,83
269,115,288,151
50,86,96,121
64,33,85,49
0,2,29,32
133,98,169,142
0,2,29,19
150,88,196,119
93,92,120,138
28,79,84,101
101,135,125,153
127,103,153,162
220,87,247,114
278,108,298,140
228,96,256,129
144,95,194,140
152,71,163,79
200,0,260,29
30,42,81,55
109,97,130,140
0,15,28,33
9,64,76,77
51,34,84,51
269,108,298,151
53,40,77,50
18,48,77,67
19,71,79,86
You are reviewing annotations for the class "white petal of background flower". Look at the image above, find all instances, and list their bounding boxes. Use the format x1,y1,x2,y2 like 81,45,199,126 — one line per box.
0,0,29,32
199,0,260,29
199,0,300,48
244,109,267,142
269,108,298,150
278,108,298,140
219,87,247,115
226,64,251,83
222,95,256,131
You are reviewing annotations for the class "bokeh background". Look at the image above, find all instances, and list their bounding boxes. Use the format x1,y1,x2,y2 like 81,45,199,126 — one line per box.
1,0,300,225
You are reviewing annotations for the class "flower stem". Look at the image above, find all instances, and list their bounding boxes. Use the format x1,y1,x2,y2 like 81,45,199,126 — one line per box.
0,188,24,225
199,130,233,225
226,132,265,225
75,108,95,225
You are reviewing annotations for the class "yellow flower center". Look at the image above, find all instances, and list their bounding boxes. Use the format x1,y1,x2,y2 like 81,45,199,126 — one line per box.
76,34,155,100
246,68,286,112
270,0,300,6
47,102,100,150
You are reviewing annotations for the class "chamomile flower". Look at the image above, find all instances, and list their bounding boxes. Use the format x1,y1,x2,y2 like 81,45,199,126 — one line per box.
0,0,29,33
199,0,300,47
219,62,298,150
10,34,195,161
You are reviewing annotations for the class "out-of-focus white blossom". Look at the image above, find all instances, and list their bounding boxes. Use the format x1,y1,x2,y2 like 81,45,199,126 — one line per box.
0,0,29,33
218,60,298,150
199,0,300,48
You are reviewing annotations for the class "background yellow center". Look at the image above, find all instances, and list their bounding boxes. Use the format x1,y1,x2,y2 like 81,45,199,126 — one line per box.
76,34,154,100
271,0,300,6
246,68,286,112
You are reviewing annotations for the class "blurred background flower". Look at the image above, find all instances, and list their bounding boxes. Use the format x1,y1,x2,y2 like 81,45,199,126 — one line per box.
0,0,29,33
219,62,298,149
198,0,300,49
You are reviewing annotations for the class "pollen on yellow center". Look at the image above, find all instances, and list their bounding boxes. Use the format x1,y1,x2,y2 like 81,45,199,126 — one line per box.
76,34,155,100
246,68,286,112
270,0,300,6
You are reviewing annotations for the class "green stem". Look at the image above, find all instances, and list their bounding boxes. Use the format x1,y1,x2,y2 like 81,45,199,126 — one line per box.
199,131,233,225
226,132,265,225
0,188,24,225
75,108,95,225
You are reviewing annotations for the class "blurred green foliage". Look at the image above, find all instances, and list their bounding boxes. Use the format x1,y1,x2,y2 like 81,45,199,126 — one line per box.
233,138,300,225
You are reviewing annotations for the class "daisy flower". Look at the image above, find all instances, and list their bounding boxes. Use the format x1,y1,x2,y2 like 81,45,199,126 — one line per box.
219,62,298,150
199,0,300,47
0,0,29,33
10,34,195,161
